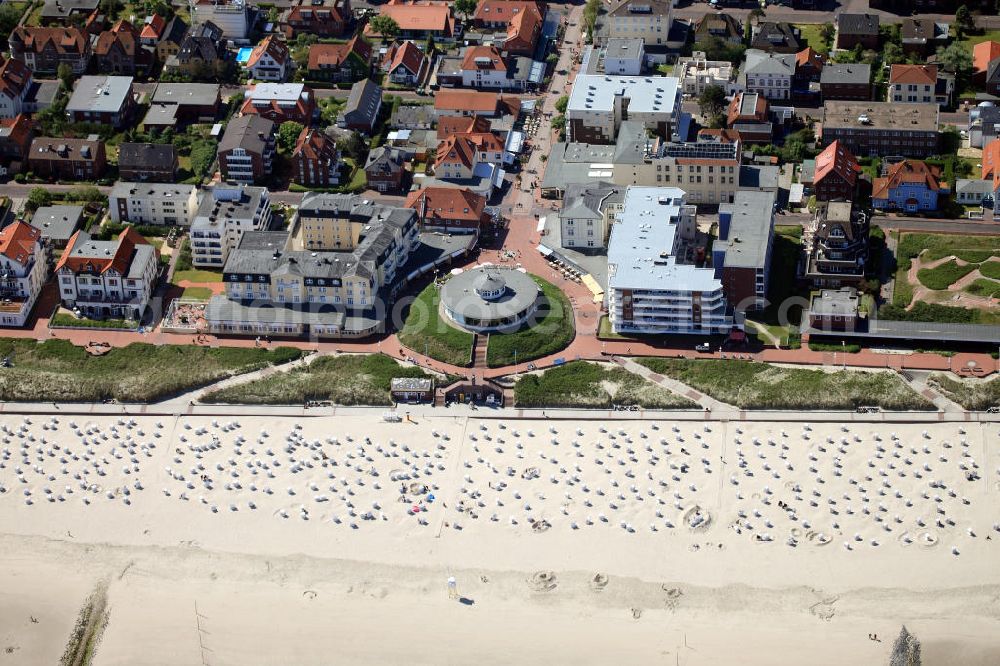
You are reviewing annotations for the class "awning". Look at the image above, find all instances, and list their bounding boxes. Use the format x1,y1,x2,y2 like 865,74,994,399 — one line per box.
537,244,553,257
582,274,604,303
536,216,546,232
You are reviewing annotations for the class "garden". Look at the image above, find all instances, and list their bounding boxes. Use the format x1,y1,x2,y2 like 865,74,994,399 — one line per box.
884,233,1000,324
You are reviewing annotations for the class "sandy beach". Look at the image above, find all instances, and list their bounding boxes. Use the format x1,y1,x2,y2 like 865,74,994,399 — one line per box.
1,412,998,664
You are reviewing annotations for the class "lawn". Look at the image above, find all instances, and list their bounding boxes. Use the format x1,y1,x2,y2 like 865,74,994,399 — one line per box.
181,286,214,300
202,353,435,406
174,269,224,283
757,225,808,327
892,232,1000,307
486,277,575,367
916,259,977,290
929,373,1000,411
0,340,302,403
635,358,934,411
514,361,695,409
794,23,833,53
981,261,1000,280
50,313,136,330
398,283,474,366
955,28,1000,54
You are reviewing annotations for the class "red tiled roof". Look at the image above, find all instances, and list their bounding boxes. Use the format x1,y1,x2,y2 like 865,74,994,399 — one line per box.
246,34,289,68
795,47,824,71
697,128,741,143
872,160,942,200
814,140,860,187
372,5,453,34
385,41,426,76
0,114,33,151
437,115,491,136
307,36,371,70
434,89,502,113
461,45,506,72
292,126,337,161
13,26,89,55
94,20,141,57
982,139,1000,188
889,64,936,86
435,134,477,169
474,0,539,23
0,220,39,266
405,186,486,222
973,41,1000,75
505,4,542,51
140,14,166,40
56,227,152,275
0,58,31,101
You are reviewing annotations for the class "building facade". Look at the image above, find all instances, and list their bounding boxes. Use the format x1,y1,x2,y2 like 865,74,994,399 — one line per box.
820,102,939,158
219,115,276,184
190,183,272,268
28,137,107,180
0,221,47,327
108,182,200,226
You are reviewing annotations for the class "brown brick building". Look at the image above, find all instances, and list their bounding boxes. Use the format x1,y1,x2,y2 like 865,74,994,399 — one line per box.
28,137,107,180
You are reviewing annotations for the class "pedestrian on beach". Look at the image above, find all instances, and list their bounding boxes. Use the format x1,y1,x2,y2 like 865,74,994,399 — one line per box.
447,576,458,599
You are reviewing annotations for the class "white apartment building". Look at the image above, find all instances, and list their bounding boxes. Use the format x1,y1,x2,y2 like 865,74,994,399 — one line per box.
0,58,32,120
559,181,625,250
193,0,250,39
740,49,794,101
675,51,738,96
189,183,272,268
604,0,673,47
109,182,200,226
0,221,47,327
602,39,645,75
55,228,159,321
608,186,733,335
566,72,683,144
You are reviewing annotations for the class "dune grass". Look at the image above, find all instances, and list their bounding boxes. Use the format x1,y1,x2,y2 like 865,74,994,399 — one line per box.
202,353,436,406
929,373,1000,411
0,339,301,402
514,361,695,409
636,358,934,411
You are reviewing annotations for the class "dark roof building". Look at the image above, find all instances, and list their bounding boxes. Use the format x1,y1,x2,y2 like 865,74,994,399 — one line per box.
836,13,879,50
219,115,276,184
750,22,802,54
820,63,871,101
339,78,382,133
117,143,178,182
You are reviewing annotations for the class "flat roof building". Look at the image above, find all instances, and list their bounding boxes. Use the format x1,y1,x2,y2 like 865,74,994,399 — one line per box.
820,101,939,157
566,72,682,144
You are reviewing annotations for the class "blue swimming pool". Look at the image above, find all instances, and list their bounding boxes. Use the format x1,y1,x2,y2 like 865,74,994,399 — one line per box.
236,47,253,64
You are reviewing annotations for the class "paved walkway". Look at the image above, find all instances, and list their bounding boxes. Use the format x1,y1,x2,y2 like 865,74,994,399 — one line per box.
168,349,321,405
892,369,965,414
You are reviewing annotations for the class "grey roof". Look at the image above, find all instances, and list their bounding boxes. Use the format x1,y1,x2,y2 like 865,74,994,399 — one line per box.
40,0,97,19
66,76,133,114
205,295,383,333
110,181,196,200
219,115,275,154
810,288,858,317
605,38,644,60
236,230,289,251
64,230,155,279
822,101,939,132
391,377,433,391
343,79,382,126
440,266,540,321
141,104,178,127
607,0,673,17
161,16,189,45
614,120,652,164
743,50,795,76
821,63,871,85
750,22,801,51
739,165,779,191
799,158,816,184
118,143,177,170
390,104,433,129
436,55,464,77
838,13,879,36
803,318,1000,344
694,12,742,39
152,83,220,107
30,205,83,243
25,80,59,109
562,181,624,220
364,146,405,175
196,185,267,221
955,179,995,195
129,245,155,279
540,142,616,190
716,190,775,269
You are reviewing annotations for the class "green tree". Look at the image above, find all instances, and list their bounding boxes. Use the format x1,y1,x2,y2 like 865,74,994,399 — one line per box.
554,95,569,114
368,15,400,40
0,3,22,44
698,85,727,120
955,5,975,37
277,121,304,153
694,36,744,64
936,42,973,79
453,0,477,22
337,131,366,161
583,0,601,41
819,22,835,51
883,42,904,66
56,63,74,90
68,186,105,203
27,188,53,211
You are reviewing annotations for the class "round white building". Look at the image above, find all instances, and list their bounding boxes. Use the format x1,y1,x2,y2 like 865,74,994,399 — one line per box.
440,267,541,332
